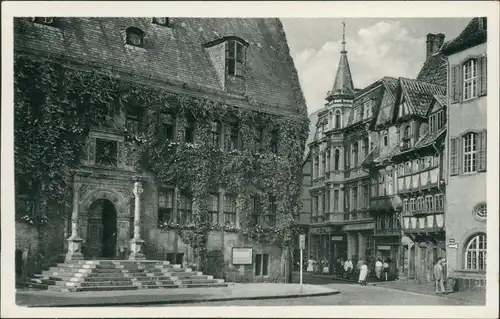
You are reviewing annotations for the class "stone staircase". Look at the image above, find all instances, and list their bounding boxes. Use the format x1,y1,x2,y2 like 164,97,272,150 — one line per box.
24,260,226,292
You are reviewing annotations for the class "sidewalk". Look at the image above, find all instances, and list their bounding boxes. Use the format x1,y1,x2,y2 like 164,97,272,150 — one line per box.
16,283,339,307
294,271,486,305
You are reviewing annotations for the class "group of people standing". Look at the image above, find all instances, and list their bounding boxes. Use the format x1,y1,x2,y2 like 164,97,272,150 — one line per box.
333,257,391,285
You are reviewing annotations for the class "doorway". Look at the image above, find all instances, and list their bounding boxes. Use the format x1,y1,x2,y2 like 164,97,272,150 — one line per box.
86,199,117,259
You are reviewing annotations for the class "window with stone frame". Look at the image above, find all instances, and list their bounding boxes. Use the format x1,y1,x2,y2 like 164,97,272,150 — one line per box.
313,155,319,179
227,40,245,77
334,189,339,212
125,26,146,48
321,153,326,177
178,192,193,224
334,109,342,129
160,112,175,140
251,196,261,225
226,122,240,151
95,138,118,167
126,105,143,135
362,137,369,159
269,129,279,154
352,142,359,167
362,184,370,209
210,121,222,148
184,115,196,143
463,59,478,101
382,131,389,147
253,127,263,153
464,233,486,271
223,194,237,225
255,253,270,276
352,187,358,211
265,195,277,226
158,189,174,225
326,150,331,173
334,149,340,171
207,193,219,224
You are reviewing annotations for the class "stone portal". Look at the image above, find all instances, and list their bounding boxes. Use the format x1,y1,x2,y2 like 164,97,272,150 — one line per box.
86,199,118,258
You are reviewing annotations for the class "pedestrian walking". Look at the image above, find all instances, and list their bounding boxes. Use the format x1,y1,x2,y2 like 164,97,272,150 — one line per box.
382,259,390,281
306,256,314,273
434,257,446,294
375,258,383,281
344,258,353,279
358,260,368,286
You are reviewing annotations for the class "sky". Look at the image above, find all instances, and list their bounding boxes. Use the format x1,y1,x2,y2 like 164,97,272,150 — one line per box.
281,18,472,115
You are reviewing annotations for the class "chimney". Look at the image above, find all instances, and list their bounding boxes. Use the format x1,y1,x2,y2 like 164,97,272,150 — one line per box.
426,33,445,59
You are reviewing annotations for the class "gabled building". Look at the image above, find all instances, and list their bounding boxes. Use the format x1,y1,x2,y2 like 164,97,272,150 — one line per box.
441,17,488,291
14,17,308,283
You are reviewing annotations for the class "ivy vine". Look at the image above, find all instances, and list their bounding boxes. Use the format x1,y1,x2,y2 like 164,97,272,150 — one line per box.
14,54,309,266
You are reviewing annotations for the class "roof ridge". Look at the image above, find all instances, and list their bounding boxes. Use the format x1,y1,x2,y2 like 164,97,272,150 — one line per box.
400,77,446,89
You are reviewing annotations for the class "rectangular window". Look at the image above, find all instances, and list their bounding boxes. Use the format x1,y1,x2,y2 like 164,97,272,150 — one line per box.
425,195,434,213
255,254,270,276
463,133,477,173
383,134,388,147
178,193,193,224
253,127,263,153
223,194,237,225
463,59,478,100
313,156,319,179
252,196,261,225
334,189,339,212
270,130,279,154
326,151,331,173
409,198,415,214
126,106,143,134
207,193,219,224
344,188,350,211
185,116,195,143
362,138,369,159
160,112,175,140
211,121,221,148
363,185,369,209
226,122,240,151
434,194,444,212
266,195,277,226
352,187,358,210
158,189,174,225
228,40,244,77
403,199,409,215
352,142,359,167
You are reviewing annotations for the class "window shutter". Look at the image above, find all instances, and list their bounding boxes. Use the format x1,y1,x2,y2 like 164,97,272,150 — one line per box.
450,137,458,175
478,130,487,172
479,56,487,96
457,135,463,174
450,65,461,104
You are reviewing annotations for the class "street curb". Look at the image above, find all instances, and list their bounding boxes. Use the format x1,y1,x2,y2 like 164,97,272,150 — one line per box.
20,290,341,307
369,285,483,305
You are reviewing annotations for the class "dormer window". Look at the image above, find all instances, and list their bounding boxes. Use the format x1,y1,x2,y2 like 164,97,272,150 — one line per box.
152,17,170,27
429,110,445,133
126,27,145,48
227,40,245,77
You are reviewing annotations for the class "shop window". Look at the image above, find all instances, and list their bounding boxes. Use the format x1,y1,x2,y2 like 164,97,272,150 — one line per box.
255,253,270,276
464,233,486,271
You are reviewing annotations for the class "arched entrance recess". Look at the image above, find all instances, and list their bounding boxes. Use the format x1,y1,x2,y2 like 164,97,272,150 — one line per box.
79,188,132,259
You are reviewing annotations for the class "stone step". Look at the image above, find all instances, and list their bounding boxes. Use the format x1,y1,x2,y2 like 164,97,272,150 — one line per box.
29,278,56,286
93,268,123,273
164,271,204,277
76,285,138,292
24,282,50,290
179,279,220,284
84,277,132,283
184,283,227,288
80,280,133,287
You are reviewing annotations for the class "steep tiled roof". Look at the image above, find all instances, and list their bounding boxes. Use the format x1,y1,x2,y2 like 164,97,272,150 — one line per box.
398,78,446,118
441,17,487,56
432,94,447,110
373,77,399,128
328,52,355,98
416,53,448,86
415,126,446,148
304,109,321,159
14,18,306,116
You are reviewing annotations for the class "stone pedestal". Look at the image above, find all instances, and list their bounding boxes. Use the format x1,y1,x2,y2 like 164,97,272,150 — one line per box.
66,181,84,261
128,238,145,260
65,235,84,261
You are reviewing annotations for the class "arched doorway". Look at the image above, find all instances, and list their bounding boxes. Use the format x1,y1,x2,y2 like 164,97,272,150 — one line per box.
86,199,118,259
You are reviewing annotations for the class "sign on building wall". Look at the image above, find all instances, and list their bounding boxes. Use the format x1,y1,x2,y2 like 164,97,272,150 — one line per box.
342,222,374,231
331,236,344,241
232,247,253,265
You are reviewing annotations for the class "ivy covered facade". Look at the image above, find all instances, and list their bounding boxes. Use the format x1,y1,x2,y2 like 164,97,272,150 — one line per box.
14,17,308,282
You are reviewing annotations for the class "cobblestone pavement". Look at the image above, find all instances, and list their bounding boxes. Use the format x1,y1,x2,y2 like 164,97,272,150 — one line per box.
162,283,472,306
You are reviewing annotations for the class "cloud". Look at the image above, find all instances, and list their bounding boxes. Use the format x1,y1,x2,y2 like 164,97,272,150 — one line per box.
292,21,426,114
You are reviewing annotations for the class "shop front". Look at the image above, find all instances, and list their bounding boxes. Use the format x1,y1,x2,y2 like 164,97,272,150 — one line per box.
310,225,345,273
342,222,375,267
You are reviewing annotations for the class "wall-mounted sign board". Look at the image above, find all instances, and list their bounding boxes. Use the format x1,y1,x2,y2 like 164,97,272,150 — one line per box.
232,247,253,265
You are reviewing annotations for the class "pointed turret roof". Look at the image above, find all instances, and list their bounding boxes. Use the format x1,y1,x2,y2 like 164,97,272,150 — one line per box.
326,22,355,101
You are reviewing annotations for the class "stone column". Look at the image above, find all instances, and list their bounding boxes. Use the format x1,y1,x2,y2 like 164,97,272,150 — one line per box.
358,232,366,260
129,180,145,260
65,181,84,261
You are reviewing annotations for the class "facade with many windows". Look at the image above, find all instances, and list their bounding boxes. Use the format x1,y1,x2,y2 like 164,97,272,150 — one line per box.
14,17,308,282
441,17,487,291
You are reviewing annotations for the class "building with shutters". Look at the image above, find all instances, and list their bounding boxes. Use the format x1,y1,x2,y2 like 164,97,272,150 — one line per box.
14,17,308,282
441,17,487,291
